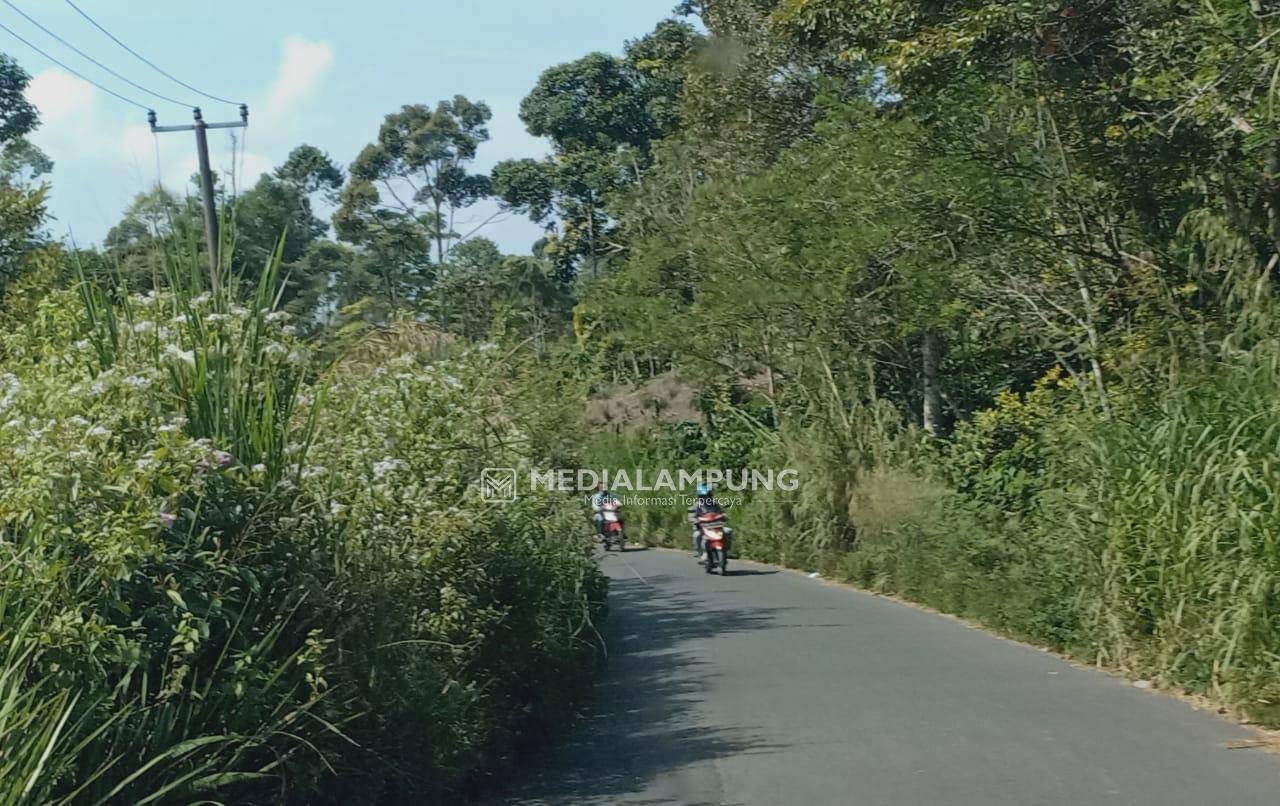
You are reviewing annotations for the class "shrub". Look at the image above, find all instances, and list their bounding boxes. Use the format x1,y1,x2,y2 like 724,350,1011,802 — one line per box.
0,253,605,802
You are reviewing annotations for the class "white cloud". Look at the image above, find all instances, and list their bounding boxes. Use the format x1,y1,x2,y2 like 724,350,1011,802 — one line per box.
267,36,333,115
25,69,95,124
24,40,332,247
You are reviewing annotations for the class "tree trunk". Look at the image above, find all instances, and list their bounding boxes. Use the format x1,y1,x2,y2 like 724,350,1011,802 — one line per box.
763,331,778,425
1074,265,1112,417
588,197,599,278
921,329,944,437
1262,148,1280,300
439,265,450,330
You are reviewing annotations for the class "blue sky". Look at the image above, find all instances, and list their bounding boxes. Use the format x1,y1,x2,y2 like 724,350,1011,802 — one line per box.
8,0,682,254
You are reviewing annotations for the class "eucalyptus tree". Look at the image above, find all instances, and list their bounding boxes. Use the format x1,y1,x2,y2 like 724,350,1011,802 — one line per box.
492,21,703,279
336,96,493,265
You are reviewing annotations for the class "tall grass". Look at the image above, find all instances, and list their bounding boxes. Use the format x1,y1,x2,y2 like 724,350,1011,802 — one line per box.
796,348,1280,721
589,340,1280,724
1063,338,1280,720
76,232,322,484
0,576,80,805
0,236,608,802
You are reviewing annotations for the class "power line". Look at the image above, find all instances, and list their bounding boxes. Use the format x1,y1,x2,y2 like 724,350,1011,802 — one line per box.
152,130,164,192
239,122,249,191
228,129,241,199
64,0,242,107
237,124,249,196
0,18,150,111
2,0,192,108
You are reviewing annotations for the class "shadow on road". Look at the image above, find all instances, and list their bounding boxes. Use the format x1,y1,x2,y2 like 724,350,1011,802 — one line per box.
720,568,778,577
489,567,783,805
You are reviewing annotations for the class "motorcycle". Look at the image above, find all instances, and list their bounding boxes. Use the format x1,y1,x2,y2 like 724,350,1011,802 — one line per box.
600,501,626,552
696,511,730,575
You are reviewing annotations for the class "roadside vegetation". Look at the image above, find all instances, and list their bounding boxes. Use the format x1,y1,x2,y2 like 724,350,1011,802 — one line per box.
548,0,1280,727
500,0,1280,727
0,243,603,802
2,0,1280,800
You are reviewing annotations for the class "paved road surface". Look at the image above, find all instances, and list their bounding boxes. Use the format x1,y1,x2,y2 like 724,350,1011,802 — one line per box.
496,548,1279,805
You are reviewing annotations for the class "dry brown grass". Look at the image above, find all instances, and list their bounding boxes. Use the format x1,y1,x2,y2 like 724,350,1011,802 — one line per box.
585,372,700,432
337,321,460,368
847,465,948,547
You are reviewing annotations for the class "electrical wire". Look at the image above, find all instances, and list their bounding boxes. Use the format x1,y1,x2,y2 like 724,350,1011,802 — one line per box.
64,0,243,107
0,18,151,110
228,129,240,200
238,123,249,192
153,130,165,193
2,0,193,108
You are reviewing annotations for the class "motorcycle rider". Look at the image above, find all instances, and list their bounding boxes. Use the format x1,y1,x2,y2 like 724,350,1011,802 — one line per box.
590,482,619,540
688,482,726,559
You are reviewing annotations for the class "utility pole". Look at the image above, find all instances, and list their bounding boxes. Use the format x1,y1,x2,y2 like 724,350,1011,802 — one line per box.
149,105,248,292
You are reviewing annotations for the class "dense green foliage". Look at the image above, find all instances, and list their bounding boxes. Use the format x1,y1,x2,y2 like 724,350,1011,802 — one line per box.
495,0,1280,726
0,53,52,303
6,0,1280,797
0,246,603,801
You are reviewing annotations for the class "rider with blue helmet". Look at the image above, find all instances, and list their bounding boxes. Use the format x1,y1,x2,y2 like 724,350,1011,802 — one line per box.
688,482,725,559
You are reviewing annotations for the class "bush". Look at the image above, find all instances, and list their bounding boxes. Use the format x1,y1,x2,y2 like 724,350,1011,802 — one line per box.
0,255,605,802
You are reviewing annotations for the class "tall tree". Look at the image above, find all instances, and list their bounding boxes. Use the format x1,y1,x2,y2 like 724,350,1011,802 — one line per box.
337,96,493,265
233,177,322,273
275,145,343,201
234,146,341,270
0,53,49,301
432,236,572,345
492,21,703,278
677,0,825,173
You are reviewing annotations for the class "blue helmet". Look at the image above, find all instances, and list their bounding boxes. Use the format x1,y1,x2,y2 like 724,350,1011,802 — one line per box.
696,482,712,497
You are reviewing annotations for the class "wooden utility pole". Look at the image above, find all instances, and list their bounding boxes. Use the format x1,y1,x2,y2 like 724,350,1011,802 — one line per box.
149,105,248,292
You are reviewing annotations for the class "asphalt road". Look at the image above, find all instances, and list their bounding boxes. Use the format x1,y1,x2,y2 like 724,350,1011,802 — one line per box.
496,548,1279,805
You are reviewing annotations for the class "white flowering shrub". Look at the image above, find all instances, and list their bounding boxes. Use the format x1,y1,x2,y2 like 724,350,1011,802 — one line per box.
0,268,603,803
281,330,605,802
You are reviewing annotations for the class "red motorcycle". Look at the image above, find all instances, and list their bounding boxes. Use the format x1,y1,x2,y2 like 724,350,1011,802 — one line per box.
601,500,626,552
696,511,730,575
